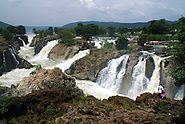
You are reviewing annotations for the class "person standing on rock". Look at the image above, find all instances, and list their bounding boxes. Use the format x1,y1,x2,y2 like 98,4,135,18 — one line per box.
158,84,164,98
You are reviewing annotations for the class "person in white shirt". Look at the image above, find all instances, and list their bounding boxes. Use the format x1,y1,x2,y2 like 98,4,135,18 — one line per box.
158,84,164,98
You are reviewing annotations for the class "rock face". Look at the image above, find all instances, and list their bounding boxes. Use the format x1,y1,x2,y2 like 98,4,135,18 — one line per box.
12,68,82,97
0,46,33,75
0,35,32,75
145,56,155,79
66,50,126,81
48,44,79,61
160,58,178,98
30,35,56,55
13,35,29,51
119,50,139,95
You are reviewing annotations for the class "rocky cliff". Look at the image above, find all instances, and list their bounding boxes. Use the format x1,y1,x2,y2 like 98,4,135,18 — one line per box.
66,49,127,81
0,35,32,75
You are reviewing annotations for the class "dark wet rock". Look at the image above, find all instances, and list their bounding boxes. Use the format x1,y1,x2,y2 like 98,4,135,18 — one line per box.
145,56,155,79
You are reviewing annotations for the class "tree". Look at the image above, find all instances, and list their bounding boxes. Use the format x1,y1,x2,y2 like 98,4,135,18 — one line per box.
107,26,115,37
166,17,185,86
75,23,99,40
47,27,53,35
148,19,168,34
115,36,128,50
138,34,148,46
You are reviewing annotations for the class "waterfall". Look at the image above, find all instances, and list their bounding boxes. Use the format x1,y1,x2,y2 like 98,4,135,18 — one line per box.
18,34,35,60
127,52,150,99
96,55,129,93
76,80,122,100
3,50,6,69
18,37,26,46
175,85,185,100
49,49,90,71
8,48,19,66
146,54,162,93
29,40,58,67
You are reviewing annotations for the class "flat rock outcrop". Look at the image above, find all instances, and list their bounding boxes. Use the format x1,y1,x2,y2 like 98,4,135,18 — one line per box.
48,44,79,61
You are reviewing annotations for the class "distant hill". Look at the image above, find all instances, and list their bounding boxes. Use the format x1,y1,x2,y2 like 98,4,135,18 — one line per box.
0,21,11,28
62,20,177,29
62,21,151,29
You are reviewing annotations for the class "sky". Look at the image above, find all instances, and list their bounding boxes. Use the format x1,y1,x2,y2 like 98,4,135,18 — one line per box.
0,0,185,26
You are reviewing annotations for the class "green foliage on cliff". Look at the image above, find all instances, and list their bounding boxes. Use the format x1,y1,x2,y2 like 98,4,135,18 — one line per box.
166,17,185,86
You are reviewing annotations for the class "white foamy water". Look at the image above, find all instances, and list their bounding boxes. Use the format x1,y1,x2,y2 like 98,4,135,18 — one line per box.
127,53,150,99
48,49,90,71
175,85,185,100
96,55,129,93
29,40,58,67
76,80,123,100
18,34,35,60
0,68,35,87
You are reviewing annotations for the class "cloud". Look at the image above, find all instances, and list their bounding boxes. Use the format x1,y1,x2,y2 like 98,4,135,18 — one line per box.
0,0,184,25
80,0,96,9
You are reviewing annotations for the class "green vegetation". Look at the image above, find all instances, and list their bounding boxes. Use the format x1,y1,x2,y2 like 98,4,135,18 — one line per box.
165,17,185,86
115,36,128,50
75,23,100,40
30,64,42,75
55,28,79,46
138,19,177,46
33,27,53,38
0,25,26,41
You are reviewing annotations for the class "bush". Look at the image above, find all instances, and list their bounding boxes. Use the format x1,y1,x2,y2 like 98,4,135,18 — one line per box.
58,39,78,46
115,36,128,50
0,96,14,115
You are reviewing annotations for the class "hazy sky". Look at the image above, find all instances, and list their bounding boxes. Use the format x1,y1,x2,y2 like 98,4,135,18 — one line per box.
0,0,185,26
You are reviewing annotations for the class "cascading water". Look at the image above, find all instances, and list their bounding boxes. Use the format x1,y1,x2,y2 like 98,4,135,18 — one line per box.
76,80,122,100
0,34,90,88
175,85,185,100
127,52,150,99
49,49,90,71
8,48,19,66
29,40,58,67
96,55,129,93
18,34,35,60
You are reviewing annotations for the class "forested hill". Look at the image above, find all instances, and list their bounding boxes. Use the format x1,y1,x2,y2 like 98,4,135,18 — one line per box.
0,21,11,28
62,21,150,29
62,20,177,29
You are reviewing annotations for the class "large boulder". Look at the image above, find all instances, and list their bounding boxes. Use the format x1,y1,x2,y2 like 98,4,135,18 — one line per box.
11,68,83,97
48,44,79,61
